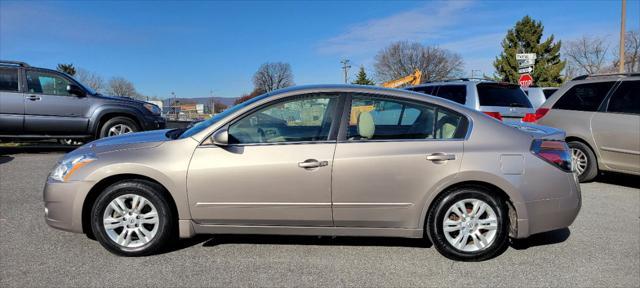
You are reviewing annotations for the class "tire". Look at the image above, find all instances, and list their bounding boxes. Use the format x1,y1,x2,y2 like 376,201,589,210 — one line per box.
426,186,509,261
568,141,598,182
99,117,139,138
90,180,175,256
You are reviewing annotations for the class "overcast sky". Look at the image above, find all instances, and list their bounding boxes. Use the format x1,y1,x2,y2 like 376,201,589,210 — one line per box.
1,0,638,98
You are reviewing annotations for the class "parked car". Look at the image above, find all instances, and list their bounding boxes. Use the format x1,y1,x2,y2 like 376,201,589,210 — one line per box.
525,73,640,182
406,79,535,122
0,61,165,142
523,87,559,108
44,85,580,261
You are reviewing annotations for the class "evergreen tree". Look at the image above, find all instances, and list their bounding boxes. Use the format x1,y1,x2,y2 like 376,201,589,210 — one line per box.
493,16,565,87
352,66,375,85
56,63,76,76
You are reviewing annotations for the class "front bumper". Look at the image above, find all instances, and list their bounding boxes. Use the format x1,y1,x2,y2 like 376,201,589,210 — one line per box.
141,115,166,131
43,178,96,233
514,172,582,238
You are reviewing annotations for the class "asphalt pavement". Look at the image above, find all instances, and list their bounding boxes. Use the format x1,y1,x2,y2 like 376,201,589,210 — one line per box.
1,148,638,287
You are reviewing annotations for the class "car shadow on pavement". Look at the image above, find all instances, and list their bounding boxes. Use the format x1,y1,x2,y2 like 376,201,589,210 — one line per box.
200,234,432,248
595,172,640,189
0,155,14,164
509,228,570,250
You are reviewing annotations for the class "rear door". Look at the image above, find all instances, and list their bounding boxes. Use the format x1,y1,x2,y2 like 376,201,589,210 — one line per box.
591,80,640,173
331,94,466,229
475,82,534,122
0,67,24,134
24,70,90,134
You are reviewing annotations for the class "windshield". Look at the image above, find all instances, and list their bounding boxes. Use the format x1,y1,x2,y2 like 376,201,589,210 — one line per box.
178,93,270,139
477,83,532,108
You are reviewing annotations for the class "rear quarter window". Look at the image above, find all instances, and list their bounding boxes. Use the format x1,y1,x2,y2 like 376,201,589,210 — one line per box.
409,85,437,95
553,82,615,111
476,83,532,108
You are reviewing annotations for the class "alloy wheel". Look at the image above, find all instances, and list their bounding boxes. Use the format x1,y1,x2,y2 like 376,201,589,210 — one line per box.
107,124,133,137
103,194,159,248
442,198,498,252
571,148,588,176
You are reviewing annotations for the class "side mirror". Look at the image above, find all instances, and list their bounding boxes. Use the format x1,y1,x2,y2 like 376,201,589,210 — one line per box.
211,128,229,146
67,84,87,97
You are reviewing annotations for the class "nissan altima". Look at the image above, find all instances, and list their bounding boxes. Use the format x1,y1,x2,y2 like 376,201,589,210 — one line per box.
43,85,581,261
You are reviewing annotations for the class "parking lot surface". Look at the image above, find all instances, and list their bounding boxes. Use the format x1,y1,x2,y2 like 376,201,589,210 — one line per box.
1,149,638,287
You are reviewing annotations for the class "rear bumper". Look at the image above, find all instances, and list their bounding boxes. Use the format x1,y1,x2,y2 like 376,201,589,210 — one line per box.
514,172,581,238
43,179,95,233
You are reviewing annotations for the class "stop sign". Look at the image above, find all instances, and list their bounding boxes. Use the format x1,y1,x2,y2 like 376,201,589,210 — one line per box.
519,73,533,88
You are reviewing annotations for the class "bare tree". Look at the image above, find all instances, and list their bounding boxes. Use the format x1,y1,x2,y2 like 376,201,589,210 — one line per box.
75,68,105,93
564,36,610,75
374,41,464,83
252,62,294,92
613,30,640,73
107,77,137,98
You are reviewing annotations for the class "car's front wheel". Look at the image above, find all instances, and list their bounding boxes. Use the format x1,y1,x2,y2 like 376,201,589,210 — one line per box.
426,186,509,261
99,117,139,138
91,180,175,256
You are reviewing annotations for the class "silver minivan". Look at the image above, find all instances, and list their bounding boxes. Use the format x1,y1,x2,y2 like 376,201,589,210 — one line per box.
532,74,640,182
407,79,535,122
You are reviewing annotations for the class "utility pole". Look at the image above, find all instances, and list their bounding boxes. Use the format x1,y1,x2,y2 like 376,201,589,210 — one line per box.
340,59,351,84
619,0,626,73
471,70,481,78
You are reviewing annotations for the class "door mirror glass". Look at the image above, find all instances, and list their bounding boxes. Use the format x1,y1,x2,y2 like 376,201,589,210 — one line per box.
211,128,229,146
67,84,86,97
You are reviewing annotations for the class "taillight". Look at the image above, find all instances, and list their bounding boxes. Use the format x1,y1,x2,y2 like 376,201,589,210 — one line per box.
483,111,503,121
531,139,572,172
522,108,549,122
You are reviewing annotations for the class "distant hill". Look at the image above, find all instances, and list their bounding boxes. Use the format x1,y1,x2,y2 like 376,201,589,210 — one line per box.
161,96,237,107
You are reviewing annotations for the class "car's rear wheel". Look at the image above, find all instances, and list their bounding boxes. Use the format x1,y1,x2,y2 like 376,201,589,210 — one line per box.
568,141,598,182
91,180,174,256
427,187,509,261
99,117,139,138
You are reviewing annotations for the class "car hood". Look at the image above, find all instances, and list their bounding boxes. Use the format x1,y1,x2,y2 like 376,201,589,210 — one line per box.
85,129,171,154
506,122,565,141
93,93,147,105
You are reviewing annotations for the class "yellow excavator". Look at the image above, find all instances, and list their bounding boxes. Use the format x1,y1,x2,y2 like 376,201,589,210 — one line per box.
381,69,423,88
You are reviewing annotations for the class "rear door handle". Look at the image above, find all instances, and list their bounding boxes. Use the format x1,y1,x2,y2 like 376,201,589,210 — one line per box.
426,153,455,162
26,95,41,101
298,159,328,169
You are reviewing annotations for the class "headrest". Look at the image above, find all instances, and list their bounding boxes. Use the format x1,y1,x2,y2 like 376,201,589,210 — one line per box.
357,111,375,139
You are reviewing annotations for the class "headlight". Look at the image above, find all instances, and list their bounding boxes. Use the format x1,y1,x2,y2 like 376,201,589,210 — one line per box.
49,153,97,182
143,103,161,115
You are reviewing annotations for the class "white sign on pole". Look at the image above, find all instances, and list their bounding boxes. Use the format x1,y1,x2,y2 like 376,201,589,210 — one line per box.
518,59,535,68
516,53,537,60
518,67,533,74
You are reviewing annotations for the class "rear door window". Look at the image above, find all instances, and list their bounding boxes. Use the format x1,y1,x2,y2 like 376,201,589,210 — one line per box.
476,83,532,108
607,80,639,115
0,68,19,92
435,85,466,104
553,82,615,111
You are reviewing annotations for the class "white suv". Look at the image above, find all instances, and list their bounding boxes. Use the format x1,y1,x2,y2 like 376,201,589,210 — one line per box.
407,79,534,122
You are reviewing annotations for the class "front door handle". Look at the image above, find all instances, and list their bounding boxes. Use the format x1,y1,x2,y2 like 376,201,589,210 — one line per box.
426,153,455,162
26,95,41,101
298,159,328,169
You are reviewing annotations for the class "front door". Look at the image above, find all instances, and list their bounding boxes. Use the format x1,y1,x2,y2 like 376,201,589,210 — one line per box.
0,67,24,134
24,70,90,134
187,94,341,226
332,95,466,228
591,80,640,173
